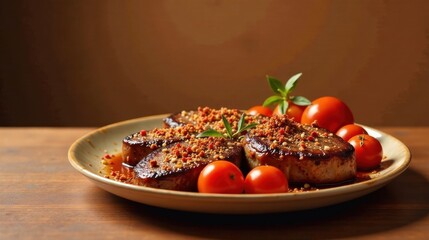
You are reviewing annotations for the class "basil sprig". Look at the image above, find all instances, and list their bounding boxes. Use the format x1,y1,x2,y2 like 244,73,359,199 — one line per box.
196,113,257,139
263,73,311,114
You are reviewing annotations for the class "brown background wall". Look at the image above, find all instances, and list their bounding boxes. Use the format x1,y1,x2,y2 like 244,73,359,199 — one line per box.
1,0,429,127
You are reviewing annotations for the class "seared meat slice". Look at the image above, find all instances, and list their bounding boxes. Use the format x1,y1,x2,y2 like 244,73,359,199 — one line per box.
163,110,196,128
122,124,199,166
243,115,356,184
134,137,243,191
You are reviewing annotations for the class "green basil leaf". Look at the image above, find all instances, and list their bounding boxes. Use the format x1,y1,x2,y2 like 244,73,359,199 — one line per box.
233,123,258,137
279,100,289,115
277,88,287,97
196,129,225,138
237,113,245,132
263,95,283,107
285,72,302,93
222,115,233,138
266,75,284,95
291,96,311,106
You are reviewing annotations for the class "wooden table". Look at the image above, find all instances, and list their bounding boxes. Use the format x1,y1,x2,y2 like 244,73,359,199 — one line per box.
1,127,428,239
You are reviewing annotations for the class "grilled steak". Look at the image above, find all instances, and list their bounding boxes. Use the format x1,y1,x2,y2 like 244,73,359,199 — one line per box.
133,137,243,191
122,124,200,166
243,115,356,184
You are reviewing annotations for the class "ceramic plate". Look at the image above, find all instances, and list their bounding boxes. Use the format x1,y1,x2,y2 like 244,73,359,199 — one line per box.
68,115,411,214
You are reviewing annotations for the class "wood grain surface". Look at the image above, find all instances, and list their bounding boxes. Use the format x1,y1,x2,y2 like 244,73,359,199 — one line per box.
1,127,428,239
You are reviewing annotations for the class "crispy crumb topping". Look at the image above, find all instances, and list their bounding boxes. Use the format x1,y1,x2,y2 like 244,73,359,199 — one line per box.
174,107,267,134
247,115,350,156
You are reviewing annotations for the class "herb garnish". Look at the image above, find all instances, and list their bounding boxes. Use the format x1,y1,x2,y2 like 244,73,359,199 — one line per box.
263,73,311,114
196,113,257,139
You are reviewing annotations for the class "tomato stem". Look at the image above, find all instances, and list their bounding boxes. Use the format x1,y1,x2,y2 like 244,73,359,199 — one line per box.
358,135,365,147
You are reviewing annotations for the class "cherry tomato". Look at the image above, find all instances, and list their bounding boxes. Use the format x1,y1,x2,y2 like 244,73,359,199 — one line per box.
273,102,306,122
336,124,368,141
301,96,354,133
198,160,244,194
244,166,288,194
247,105,273,117
348,134,383,171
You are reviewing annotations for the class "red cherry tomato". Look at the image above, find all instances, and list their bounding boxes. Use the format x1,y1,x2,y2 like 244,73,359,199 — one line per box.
348,134,383,171
247,106,273,117
244,166,288,194
273,102,306,122
198,161,244,194
336,124,368,141
301,96,354,133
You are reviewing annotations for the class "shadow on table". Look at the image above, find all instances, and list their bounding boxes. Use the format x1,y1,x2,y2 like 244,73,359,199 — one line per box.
97,167,429,239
